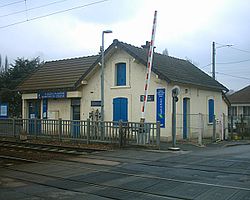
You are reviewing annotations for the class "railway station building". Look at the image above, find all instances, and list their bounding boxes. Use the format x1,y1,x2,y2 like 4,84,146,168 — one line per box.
17,39,229,140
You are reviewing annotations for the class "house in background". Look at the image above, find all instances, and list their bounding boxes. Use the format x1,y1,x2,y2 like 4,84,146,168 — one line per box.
228,85,250,117
17,39,229,140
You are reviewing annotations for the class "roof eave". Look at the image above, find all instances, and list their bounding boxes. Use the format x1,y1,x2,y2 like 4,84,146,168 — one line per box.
170,79,227,92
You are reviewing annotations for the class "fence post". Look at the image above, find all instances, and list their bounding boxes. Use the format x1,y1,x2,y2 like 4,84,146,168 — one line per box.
119,120,123,148
34,118,37,139
156,121,160,149
58,118,62,142
12,118,16,138
198,113,203,146
213,115,216,141
222,113,226,140
230,115,233,140
87,118,90,145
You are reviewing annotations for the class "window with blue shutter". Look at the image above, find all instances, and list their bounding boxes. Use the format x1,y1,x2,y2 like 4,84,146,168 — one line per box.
116,63,126,86
208,99,214,123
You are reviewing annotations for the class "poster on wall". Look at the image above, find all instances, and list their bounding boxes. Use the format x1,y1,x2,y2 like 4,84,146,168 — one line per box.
156,88,165,128
0,103,8,118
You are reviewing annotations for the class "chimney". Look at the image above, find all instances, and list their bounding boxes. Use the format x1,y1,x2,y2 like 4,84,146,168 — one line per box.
141,41,150,49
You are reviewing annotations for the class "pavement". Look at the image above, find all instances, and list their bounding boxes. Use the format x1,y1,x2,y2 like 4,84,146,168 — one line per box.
1,140,250,200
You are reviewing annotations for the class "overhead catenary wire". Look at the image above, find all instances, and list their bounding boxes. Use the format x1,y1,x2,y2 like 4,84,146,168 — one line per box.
216,72,250,81
200,58,250,69
0,0,24,8
0,0,69,18
229,46,250,54
216,58,250,65
216,42,250,54
200,63,211,69
0,0,109,29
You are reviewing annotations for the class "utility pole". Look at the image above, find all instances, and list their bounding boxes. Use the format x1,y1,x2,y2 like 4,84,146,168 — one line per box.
212,41,216,79
212,41,233,80
100,30,112,123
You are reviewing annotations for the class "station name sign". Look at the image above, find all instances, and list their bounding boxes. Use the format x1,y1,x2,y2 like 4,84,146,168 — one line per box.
91,101,101,107
140,95,155,102
38,91,67,99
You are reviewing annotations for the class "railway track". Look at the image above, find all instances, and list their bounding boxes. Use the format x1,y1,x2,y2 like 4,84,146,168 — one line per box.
2,157,250,200
0,140,105,155
1,142,250,199
2,163,184,200
0,155,38,167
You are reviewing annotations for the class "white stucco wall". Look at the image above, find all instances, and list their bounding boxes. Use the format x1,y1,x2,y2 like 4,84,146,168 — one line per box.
79,48,228,139
21,48,228,140
48,99,71,120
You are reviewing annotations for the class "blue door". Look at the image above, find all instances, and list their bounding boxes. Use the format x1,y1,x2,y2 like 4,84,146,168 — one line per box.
28,100,41,134
183,98,190,139
113,97,128,122
208,99,214,123
72,99,81,138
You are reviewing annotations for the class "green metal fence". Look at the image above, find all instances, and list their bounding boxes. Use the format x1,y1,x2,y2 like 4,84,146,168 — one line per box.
0,118,160,147
228,115,250,139
175,113,229,145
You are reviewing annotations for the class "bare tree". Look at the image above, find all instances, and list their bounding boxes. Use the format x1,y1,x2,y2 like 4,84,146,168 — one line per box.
4,56,8,72
0,54,2,72
162,48,169,56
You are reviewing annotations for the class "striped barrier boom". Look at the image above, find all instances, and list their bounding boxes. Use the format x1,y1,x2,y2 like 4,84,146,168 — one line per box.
141,10,157,121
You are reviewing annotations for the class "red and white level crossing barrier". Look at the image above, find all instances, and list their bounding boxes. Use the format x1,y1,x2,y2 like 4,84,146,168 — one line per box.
141,10,157,121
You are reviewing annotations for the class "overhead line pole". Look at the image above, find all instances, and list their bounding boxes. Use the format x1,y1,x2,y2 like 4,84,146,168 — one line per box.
212,41,216,79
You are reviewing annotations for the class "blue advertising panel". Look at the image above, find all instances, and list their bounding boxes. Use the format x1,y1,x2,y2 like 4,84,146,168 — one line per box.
0,103,8,118
42,99,48,119
156,88,165,128
38,91,66,99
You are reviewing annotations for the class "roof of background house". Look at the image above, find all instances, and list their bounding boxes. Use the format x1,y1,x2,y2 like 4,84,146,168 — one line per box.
17,39,228,92
228,85,250,104
17,55,99,92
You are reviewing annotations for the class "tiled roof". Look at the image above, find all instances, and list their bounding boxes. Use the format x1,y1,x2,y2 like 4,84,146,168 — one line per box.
17,39,228,92
228,85,250,104
112,40,227,91
17,55,99,92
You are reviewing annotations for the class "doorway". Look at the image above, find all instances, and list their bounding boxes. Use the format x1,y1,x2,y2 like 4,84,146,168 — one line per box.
71,99,80,137
113,97,128,122
28,100,41,134
183,98,190,139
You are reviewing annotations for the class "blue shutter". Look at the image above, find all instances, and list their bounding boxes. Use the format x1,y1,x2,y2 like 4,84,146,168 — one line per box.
208,99,214,123
113,98,120,122
116,63,126,86
120,98,128,121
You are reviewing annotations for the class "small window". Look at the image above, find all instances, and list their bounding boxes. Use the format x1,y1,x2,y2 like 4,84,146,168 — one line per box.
229,106,237,116
208,99,214,123
115,63,126,86
243,106,250,116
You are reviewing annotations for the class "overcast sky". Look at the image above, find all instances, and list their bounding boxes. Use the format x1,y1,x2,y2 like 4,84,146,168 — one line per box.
0,0,250,91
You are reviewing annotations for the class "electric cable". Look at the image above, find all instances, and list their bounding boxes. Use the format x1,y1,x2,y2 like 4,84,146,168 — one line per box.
216,58,250,65
0,0,24,8
216,72,250,81
0,0,69,18
0,0,109,29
